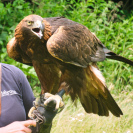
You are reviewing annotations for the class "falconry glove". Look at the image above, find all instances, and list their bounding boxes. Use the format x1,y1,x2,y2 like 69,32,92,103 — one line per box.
29,89,65,133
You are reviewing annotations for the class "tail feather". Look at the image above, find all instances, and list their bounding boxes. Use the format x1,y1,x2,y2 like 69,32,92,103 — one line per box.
89,95,98,114
80,93,93,113
78,65,123,117
104,48,133,66
80,90,122,117
96,97,109,116
105,89,123,117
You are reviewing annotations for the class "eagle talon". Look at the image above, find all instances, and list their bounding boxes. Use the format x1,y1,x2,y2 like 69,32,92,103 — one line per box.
43,93,64,110
33,110,45,124
28,97,43,119
28,106,36,119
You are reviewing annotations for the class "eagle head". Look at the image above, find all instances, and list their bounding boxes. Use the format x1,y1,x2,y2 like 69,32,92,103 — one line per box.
15,14,45,39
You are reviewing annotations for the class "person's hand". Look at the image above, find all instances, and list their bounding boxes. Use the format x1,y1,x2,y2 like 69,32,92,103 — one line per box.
0,120,36,133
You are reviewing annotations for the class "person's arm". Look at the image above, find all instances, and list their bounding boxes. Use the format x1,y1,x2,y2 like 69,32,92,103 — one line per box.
18,69,35,119
0,120,36,133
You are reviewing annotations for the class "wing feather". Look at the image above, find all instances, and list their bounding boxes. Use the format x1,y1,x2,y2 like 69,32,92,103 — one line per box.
47,24,106,68
7,37,32,66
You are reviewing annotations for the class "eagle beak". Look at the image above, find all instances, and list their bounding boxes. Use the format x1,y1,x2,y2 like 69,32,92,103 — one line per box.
31,20,44,39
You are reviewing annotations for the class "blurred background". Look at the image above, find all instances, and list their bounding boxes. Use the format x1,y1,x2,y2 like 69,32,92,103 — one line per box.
0,0,133,132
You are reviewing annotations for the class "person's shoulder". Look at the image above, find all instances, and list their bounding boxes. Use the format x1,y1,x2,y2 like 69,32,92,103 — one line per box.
1,63,21,72
1,63,24,77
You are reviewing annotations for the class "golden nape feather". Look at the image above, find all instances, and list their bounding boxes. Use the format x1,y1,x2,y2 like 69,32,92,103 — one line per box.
7,14,133,117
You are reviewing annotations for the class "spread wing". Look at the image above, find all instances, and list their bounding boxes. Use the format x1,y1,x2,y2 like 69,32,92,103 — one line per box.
47,24,106,67
7,37,32,66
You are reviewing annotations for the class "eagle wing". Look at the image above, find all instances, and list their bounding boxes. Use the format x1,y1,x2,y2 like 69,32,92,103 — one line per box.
7,37,32,66
47,24,123,117
47,24,106,68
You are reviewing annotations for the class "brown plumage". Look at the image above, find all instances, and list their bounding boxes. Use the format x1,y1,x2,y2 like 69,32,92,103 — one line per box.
7,14,133,117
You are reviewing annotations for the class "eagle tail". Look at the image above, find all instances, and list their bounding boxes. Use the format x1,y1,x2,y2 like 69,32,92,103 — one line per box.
78,65,123,117
80,91,123,117
104,48,133,66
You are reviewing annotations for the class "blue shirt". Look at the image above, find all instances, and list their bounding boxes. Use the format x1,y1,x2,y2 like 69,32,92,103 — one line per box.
0,63,35,127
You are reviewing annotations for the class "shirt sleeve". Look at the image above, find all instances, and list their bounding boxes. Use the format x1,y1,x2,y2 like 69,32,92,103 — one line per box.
17,68,35,119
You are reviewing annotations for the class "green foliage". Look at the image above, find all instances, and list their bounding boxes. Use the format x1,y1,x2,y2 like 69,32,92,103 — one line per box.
0,0,133,94
0,0,32,47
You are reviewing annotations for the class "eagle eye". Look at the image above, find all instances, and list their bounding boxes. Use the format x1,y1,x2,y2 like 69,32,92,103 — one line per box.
27,21,33,26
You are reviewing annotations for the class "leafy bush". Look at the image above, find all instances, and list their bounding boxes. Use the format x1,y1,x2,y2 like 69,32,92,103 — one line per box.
0,0,133,94
0,0,32,63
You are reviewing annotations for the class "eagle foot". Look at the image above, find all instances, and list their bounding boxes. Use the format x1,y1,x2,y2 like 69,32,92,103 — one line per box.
28,92,65,125
43,93,65,111
28,97,46,124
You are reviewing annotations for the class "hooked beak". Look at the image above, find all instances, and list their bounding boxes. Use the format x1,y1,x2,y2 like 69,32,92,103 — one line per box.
31,20,44,39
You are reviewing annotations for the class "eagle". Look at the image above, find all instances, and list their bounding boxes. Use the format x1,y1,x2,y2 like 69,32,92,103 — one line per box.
7,14,133,117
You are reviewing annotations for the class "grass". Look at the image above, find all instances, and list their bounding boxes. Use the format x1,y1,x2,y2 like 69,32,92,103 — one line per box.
51,91,133,133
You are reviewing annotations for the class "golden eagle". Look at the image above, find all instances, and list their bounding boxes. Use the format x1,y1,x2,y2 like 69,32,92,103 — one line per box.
7,14,133,117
